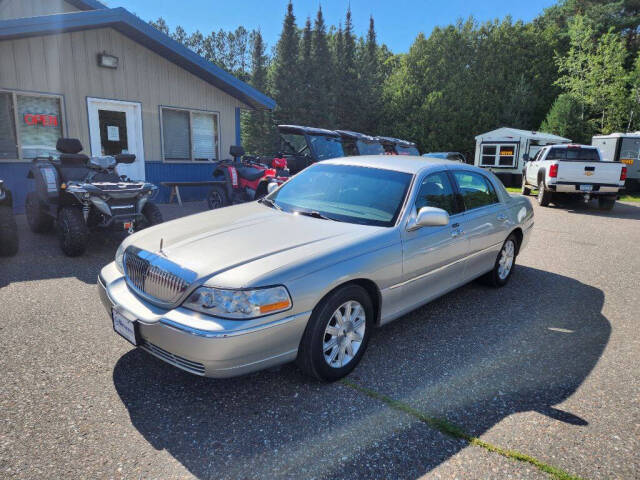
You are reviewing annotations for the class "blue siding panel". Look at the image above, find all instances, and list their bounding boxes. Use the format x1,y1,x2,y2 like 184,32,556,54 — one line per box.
0,163,33,214
145,161,216,203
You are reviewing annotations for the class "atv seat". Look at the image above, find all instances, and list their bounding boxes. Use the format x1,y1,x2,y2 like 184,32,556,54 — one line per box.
56,138,90,181
236,166,264,181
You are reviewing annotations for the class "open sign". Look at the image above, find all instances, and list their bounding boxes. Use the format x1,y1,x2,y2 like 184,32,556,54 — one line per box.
24,114,58,126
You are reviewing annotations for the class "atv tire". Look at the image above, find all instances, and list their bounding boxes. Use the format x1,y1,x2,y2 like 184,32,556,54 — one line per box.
57,207,88,257
26,191,54,233
207,185,229,210
140,201,163,228
0,205,18,257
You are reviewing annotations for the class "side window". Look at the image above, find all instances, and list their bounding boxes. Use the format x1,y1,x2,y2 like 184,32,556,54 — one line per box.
414,172,458,215
452,171,499,210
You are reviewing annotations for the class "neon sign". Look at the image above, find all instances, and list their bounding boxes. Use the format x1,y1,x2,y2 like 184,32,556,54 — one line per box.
24,114,58,126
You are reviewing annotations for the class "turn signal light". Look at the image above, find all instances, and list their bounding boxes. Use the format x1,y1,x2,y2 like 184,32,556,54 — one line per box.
259,300,291,314
549,164,558,178
621,166,627,181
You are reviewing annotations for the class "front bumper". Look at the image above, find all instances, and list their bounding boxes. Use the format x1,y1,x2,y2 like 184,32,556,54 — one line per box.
98,262,310,377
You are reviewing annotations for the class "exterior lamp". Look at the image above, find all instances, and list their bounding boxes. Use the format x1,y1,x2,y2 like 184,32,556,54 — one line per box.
97,52,119,69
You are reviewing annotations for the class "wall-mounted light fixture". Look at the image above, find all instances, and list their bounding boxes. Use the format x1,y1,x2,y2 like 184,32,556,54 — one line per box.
97,52,119,69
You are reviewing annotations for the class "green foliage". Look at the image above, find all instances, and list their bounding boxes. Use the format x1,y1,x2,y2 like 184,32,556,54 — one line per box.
540,94,591,143
309,7,333,127
271,2,301,124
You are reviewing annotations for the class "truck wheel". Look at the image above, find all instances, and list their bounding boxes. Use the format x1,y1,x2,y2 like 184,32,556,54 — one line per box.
140,202,163,228
521,175,531,196
207,185,228,210
296,284,373,381
598,196,616,211
537,180,551,207
26,192,53,233
57,207,88,257
0,205,19,257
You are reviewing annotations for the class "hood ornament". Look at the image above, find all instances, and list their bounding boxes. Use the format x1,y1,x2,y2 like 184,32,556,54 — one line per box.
159,238,166,257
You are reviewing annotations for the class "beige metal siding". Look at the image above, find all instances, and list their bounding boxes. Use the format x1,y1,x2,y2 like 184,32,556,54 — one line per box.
0,28,246,161
0,0,80,20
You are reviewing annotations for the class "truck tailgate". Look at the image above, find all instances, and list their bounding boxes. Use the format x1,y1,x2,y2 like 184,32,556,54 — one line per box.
557,161,622,185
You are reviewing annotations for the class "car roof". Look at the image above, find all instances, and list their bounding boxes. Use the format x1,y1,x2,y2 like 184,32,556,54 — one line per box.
321,155,461,174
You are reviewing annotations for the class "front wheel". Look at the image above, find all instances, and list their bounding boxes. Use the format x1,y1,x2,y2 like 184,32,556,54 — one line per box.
207,185,228,210
537,180,551,206
139,201,163,229
58,207,89,256
296,285,373,381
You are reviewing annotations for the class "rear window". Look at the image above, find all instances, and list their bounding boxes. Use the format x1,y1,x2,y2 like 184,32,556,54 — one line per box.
546,147,600,161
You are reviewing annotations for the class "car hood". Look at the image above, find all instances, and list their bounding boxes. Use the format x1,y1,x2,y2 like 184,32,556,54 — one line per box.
122,202,381,286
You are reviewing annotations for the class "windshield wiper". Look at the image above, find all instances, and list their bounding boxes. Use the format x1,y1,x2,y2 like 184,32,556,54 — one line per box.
293,209,340,221
258,197,283,211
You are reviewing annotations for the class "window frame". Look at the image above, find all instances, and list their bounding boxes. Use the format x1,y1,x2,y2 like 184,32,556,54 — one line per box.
160,105,221,163
413,171,463,216
0,89,66,163
450,169,500,212
479,142,519,168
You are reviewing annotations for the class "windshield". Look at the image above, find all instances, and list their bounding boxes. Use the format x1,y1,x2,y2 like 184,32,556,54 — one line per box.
267,163,412,227
357,140,385,155
547,147,600,161
309,135,345,160
396,145,419,156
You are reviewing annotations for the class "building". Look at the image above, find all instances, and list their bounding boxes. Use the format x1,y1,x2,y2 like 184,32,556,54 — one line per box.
0,0,275,211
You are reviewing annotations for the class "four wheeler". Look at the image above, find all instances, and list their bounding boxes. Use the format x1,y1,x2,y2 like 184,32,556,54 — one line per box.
207,145,290,210
335,130,385,156
0,180,18,256
26,138,162,256
277,125,345,174
377,136,420,156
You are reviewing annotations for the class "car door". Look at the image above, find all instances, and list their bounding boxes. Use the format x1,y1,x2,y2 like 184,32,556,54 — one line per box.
401,170,468,310
450,169,510,279
526,148,544,184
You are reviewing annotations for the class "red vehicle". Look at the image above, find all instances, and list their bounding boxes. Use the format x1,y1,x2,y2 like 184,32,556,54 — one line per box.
207,146,289,210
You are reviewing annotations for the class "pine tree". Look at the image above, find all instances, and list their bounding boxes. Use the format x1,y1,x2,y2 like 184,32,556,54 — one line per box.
540,94,591,143
359,16,381,133
298,18,313,125
335,8,359,129
271,1,302,124
310,7,333,127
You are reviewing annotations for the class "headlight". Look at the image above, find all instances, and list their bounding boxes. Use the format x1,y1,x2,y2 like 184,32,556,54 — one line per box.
115,243,125,273
183,285,292,319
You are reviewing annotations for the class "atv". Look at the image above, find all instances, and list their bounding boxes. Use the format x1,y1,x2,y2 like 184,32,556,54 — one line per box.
207,145,289,210
26,138,162,256
335,130,385,156
277,125,345,174
0,180,18,257
376,136,420,156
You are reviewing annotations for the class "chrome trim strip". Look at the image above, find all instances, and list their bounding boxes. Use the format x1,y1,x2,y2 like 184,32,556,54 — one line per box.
159,310,311,338
387,241,503,290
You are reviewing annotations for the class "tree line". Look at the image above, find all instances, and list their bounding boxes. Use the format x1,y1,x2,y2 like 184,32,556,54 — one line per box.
151,0,640,157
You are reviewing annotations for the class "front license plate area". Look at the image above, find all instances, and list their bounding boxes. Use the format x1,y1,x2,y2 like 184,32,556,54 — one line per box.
112,309,139,346
579,184,593,192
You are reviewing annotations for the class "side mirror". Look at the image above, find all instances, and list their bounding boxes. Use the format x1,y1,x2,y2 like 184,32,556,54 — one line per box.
522,153,530,162
267,182,279,194
408,207,450,231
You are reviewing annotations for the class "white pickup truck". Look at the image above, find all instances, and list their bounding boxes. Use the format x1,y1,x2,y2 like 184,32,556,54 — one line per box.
521,144,627,210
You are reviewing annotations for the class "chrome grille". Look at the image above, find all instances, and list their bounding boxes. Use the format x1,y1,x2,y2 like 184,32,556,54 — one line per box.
141,340,205,375
123,247,197,305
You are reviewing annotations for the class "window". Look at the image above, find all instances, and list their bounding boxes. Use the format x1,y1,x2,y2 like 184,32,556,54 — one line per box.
620,138,640,164
480,143,518,167
452,171,499,210
547,147,600,161
415,172,458,215
0,91,64,161
161,107,219,162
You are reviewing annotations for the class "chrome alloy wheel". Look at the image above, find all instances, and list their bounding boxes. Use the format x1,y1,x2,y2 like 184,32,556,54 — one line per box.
322,300,366,368
498,239,515,280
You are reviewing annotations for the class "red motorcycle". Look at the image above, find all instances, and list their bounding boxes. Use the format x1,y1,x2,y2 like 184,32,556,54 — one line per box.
207,146,289,210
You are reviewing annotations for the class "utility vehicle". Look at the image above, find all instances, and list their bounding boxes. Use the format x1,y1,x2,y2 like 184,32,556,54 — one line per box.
335,130,385,156
376,136,420,156
277,125,345,174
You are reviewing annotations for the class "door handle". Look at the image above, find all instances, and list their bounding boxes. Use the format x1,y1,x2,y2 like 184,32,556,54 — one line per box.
497,214,507,222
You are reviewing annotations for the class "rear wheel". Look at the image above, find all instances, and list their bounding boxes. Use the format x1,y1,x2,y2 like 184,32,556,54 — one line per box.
26,192,53,233
57,207,88,257
598,196,616,211
537,180,551,206
0,205,18,257
207,185,228,210
139,201,163,229
521,174,531,195
297,284,373,381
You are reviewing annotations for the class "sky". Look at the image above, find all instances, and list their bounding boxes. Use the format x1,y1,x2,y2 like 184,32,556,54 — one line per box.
103,0,558,53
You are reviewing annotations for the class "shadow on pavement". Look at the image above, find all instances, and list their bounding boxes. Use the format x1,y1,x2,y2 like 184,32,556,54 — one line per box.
554,197,640,220
113,266,609,479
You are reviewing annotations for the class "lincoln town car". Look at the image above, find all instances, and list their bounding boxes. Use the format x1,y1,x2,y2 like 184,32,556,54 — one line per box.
99,156,534,381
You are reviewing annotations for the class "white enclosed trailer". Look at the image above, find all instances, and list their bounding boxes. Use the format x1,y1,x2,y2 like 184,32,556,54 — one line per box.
474,127,570,186
591,132,640,190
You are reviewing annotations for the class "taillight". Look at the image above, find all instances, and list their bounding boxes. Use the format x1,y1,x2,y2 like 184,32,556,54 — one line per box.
549,163,558,178
621,166,627,181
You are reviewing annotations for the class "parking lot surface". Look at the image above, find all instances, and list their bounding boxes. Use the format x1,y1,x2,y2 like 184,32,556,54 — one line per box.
1,199,639,479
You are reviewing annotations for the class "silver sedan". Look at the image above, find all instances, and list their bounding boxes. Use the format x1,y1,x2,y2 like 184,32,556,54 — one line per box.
98,156,534,380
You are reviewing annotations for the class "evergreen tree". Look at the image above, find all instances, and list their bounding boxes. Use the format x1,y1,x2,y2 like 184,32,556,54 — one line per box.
540,94,591,143
359,16,381,133
310,7,333,127
334,8,359,129
271,1,302,124
298,18,313,125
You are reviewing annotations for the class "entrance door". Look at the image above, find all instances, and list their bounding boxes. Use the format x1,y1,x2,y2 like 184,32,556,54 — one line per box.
87,98,145,180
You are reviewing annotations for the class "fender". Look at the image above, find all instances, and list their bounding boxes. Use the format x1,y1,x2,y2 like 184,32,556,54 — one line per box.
212,165,234,200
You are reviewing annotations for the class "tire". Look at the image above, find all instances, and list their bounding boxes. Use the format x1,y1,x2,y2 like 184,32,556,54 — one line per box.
296,284,373,381
521,174,531,196
480,233,518,288
207,185,229,210
26,191,54,233
57,207,88,257
537,179,551,206
0,205,18,257
140,201,163,229
598,196,616,211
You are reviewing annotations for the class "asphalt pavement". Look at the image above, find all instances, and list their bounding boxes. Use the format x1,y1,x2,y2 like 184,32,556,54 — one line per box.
1,198,638,479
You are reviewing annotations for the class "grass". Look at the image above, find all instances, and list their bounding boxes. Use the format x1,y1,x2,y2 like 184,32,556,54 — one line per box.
341,379,586,480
